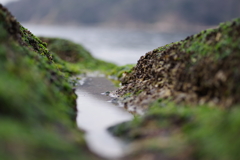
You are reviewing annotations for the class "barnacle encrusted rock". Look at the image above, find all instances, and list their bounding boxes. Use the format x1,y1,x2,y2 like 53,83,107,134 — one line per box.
117,18,240,113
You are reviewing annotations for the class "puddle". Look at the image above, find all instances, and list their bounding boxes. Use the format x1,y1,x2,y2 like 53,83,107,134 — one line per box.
75,77,133,159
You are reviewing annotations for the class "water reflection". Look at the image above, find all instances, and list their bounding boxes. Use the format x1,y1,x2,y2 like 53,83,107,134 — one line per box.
76,77,133,159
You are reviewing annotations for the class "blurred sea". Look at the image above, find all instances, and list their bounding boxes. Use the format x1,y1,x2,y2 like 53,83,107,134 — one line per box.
24,24,190,65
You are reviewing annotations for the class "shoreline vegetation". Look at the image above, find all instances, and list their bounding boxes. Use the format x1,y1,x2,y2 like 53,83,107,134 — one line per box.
1,3,240,160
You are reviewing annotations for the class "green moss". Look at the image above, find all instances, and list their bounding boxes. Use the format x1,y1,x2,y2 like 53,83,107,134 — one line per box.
112,98,240,159
153,42,179,53
39,37,93,63
113,18,240,159
108,115,143,140
149,101,240,160
38,38,136,88
119,17,240,108
40,37,118,75
109,64,135,78
0,36,93,160
0,5,98,160
180,18,240,60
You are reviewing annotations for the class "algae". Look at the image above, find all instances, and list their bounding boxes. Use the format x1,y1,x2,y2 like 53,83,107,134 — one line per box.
117,18,240,109
2,2,240,160
40,37,118,75
0,4,100,160
112,18,240,160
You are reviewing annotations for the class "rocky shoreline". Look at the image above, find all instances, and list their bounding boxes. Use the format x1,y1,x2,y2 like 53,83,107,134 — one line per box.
116,18,240,111
111,18,240,160
1,3,240,160
0,4,112,160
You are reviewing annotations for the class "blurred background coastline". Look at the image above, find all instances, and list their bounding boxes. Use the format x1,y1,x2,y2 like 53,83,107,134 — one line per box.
1,0,240,64
4,0,240,32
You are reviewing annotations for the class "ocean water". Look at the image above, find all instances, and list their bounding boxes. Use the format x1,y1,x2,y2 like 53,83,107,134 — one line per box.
23,24,189,65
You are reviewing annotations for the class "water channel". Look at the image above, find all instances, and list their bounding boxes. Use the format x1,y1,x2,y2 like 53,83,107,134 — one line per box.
23,25,189,158
75,76,133,159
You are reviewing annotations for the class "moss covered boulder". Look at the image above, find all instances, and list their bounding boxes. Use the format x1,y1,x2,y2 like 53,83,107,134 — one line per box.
117,18,240,110
39,37,93,63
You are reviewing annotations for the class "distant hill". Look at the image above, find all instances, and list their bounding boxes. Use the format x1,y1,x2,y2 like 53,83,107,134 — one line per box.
6,0,240,30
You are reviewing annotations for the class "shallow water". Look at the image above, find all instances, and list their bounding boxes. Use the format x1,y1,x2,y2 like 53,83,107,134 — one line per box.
22,24,188,158
75,77,133,159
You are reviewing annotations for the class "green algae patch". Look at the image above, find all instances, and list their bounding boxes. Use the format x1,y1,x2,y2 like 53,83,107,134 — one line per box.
39,37,131,88
113,101,240,160
109,64,135,79
40,37,117,75
108,64,135,86
0,4,99,160
40,37,93,63
117,17,240,109
113,18,240,160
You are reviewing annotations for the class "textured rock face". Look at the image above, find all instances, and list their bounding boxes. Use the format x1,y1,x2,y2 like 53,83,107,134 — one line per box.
109,18,240,160
117,18,240,112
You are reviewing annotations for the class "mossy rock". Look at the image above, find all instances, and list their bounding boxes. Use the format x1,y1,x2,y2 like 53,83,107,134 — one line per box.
118,18,240,108
113,18,240,160
0,4,99,160
40,37,93,63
